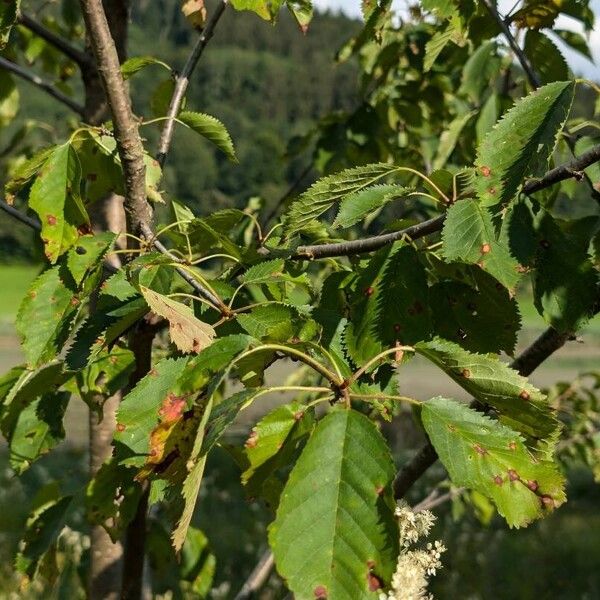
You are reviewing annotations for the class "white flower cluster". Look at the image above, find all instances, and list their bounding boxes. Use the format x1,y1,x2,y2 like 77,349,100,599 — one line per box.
379,502,446,600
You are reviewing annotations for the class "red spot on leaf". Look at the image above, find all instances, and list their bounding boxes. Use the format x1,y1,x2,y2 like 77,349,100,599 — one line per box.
540,495,554,508
116,423,126,432
368,572,384,591
364,286,374,297
473,443,487,456
493,475,503,485
158,393,186,423
481,243,491,254
508,469,520,482
47,214,57,226
519,390,530,401
480,166,491,177
70,297,79,306
527,480,539,492
245,430,258,449
508,441,517,451
461,369,471,378
314,585,327,598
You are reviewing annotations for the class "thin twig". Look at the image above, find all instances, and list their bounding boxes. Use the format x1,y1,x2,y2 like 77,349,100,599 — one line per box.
18,12,92,68
156,0,229,167
234,550,275,600
413,487,464,513
0,199,41,231
139,223,230,313
481,0,540,88
0,56,85,116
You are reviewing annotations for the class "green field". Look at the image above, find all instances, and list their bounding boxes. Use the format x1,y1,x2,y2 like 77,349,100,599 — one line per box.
0,264,40,323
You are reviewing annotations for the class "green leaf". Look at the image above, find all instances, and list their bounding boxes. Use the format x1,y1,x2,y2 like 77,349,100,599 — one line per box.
0,0,19,48
531,211,598,333
286,0,313,31
554,29,593,60
333,184,410,229
345,244,432,366
86,459,143,542
140,286,216,354
201,388,263,453
473,81,574,207
15,487,72,578
239,258,308,287
28,143,89,262
424,16,465,72
421,0,455,18
432,111,474,170
269,409,398,599
230,0,284,21
475,93,499,146
524,30,569,85
236,303,318,343
177,111,237,161
430,272,521,355
422,397,566,527
0,361,66,438
9,392,69,473
66,232,116,286
115,357,190,463
441,199,521,290
459,41,501,103
415,337,558,441
121,55,170,79
242,401,315,508
16,267,78,367
4,146,55,202
0,70,18,127
284,163,397,237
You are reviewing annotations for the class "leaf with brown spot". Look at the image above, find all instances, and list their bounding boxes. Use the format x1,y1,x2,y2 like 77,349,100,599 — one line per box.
28,143,89,263
140,286,215,354
422,397,565,527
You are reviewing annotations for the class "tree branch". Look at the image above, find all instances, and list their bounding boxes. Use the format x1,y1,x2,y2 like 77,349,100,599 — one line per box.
0,56,85,116
292,215,446,260
156,0,229,167
523,143,600,195
0,199,41,231
17,12,93,69
78,0,150,235
290,139,600,261
392,314,598,500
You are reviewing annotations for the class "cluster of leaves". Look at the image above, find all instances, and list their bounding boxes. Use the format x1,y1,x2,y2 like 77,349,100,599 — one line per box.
1,0,599,598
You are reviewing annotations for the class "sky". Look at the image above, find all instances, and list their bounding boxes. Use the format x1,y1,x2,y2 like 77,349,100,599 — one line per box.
313,0,599,78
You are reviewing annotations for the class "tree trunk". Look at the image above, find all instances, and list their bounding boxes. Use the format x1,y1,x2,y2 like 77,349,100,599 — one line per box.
81,2,130,598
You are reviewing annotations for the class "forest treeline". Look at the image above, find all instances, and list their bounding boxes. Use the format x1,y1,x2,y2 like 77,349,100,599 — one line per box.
0,4,359,260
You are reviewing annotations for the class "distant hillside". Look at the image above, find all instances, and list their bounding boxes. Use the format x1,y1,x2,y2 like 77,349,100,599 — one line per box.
129,4,361,214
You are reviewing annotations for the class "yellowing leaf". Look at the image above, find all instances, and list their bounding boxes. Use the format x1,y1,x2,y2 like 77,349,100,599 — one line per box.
140,286,215,353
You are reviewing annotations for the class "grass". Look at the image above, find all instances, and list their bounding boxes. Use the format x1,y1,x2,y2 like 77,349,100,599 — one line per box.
0,264,40,322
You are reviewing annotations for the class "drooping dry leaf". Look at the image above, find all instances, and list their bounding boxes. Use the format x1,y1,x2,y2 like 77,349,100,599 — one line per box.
181,0,206,29
140,286,215,353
